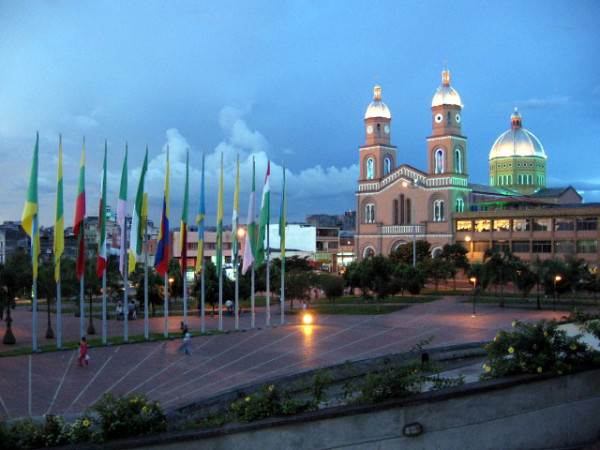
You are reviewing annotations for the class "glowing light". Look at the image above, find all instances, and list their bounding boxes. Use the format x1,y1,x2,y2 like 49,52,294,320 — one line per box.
469,277,477,285
168,277,175,284
465,235,471,242
555,275,562,282
237,227,246,239
302,312,314,325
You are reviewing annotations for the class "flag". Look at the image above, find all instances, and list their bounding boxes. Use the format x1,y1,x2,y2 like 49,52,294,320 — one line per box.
54,135,64,282
216,153,224,275
74,139,86,280
195,152,205,274
21,132,40,280
279,164,286,263
232,154,240,262
128,147,148,274
97,141,108,277
154,148,170,276
179,149,189,275
117,146,128,276
256,160,271,266
241,158,256,275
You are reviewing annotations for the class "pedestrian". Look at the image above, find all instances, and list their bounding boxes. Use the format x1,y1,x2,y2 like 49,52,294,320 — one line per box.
116,301,123,320
180,321,188,337
178,331,192,355
78,336,89,366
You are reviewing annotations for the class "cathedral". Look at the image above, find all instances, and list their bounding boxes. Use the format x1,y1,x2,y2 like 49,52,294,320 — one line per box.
355,70,599,264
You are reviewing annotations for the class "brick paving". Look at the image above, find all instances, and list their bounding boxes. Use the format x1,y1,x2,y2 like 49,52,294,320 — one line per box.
0,297,566,418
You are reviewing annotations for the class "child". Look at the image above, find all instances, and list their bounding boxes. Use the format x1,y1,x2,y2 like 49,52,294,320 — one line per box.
78,336,89,366
178,331,192,355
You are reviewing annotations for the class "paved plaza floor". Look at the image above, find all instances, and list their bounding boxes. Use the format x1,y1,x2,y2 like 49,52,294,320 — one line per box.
0,297,567,419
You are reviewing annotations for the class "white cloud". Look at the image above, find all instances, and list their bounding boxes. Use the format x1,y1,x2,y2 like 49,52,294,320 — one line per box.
513,95,571,109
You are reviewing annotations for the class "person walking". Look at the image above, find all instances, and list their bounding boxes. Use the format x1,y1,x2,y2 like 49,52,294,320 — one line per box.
78,336,89,366
178,330,192,355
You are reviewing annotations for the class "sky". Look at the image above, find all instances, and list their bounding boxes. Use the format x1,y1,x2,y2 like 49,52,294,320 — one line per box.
0,0,599,226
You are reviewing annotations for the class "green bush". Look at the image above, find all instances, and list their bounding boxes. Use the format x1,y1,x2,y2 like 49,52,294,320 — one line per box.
584,319,600,340
92,393,167,441
230,385,283,422
482,320,599,379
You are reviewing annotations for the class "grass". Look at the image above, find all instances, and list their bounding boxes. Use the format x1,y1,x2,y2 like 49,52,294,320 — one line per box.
313,295,437,305
310,303,409,315
459,295,599,309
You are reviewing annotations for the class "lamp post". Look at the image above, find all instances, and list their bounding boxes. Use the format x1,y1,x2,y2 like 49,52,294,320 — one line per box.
553,274,562,311
469,276,477,317
465,235,472,258
168,277,174,312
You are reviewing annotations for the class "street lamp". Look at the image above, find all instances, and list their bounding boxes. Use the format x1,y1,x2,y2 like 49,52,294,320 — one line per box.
469,276,477,317
553,275,562,311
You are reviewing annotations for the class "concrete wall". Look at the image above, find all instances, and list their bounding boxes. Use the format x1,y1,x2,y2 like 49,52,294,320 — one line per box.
124,368,600,450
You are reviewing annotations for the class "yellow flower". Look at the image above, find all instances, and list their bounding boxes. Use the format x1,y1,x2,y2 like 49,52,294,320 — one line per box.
537,367,543,374
543,331,549,337
141,406,150,414
483,364,491,373
82,419,91,428
268,385,275,392
244,396,251,402
493,336,497,342
508,346,515,354
511,321,517,328
569,343,577,351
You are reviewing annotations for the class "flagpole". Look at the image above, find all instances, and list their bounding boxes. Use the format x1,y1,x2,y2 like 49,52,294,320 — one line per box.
32,276,38,352
183,267,188,325
200,268,205,333
266,225,270,326
163,273,168,337
79,275,84,339
218,262,223,331
123,220,129,343
144,236,149,340
251,264,255,328
56,281,62,349
101,269,107,345
234,255,239,330
280,260,285,325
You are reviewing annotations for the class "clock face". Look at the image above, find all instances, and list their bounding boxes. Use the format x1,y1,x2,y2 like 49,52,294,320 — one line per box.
384,125,390,134
455,113,461,123
367,125,374,134
435,113,443,123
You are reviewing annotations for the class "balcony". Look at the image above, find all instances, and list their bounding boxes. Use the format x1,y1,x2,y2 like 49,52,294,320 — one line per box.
380,224,426,235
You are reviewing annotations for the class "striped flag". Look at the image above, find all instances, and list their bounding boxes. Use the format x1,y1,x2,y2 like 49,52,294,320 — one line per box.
279,164,286,263
216,153,224,275
154,148,170,276
241,158,256,274
117,146,128,275
255,160,271,266
128,147,148,274
97,141,108,277
21,132,40,280
54,135,64,282
232,154,240,262
74,139,86,280
195,152,206,273
179,149,189,275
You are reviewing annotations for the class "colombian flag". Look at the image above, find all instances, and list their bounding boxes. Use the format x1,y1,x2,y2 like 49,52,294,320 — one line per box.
154,148,170,276
21,132,40,280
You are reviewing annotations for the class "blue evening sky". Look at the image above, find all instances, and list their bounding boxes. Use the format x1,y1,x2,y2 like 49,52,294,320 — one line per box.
0,0,599,225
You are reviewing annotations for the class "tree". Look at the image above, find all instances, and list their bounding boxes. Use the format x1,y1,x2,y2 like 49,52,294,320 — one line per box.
422,257,454,292
440,243,470,289
370,255,396,302
132,264,163,317
393,264,426,295
390,240,431,266
318,274,345,303
482,250,519,307
0,250,32,345
167,258,183,302
285,270,314,310
513,261,538,306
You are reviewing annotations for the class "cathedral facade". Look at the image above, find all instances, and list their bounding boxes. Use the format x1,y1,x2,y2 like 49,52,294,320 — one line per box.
355,70,600,264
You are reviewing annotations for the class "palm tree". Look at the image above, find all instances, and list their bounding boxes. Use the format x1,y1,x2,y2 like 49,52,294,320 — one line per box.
483,249,519,307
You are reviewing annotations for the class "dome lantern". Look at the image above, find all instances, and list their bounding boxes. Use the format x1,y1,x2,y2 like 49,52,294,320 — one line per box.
511,107,522,129
364,84,391,120
431,68,463,108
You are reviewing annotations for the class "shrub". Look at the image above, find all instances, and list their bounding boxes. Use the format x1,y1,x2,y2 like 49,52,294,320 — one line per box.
482,320,599,379
584,319,600,340
230,385,282,422
92,393,167,441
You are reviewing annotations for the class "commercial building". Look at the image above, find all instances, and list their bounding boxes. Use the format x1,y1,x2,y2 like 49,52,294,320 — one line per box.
355,69,599,264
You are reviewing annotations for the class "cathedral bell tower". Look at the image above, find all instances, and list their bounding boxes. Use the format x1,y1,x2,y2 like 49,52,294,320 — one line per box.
427,69,468,177
359,85,397,181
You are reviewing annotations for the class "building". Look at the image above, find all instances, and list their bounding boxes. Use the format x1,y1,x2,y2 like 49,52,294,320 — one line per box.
0,221,29,264
306,211,356,231
355,69,600,264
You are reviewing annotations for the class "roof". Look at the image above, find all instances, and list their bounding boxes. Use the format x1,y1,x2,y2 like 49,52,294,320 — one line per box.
468,183,520,197
530,186,582,199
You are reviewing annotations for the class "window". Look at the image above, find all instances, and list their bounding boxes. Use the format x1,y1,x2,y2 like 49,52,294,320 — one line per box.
493,219,510,232
474,219,491,232
393,199,398,225
456,220,472,231
517,174,522,185
400,194,405,224
455,198,465,213
532,218,551,232
366,158,375,180
454,149,462,174
554,218,574,231
532,240,552,253
576,217,598,231
492,241,510,252
507,174,512,184
434,149,444,174
364,204,375,224
433,199,445,222
383,157,392,175
363,246,375,258
512,218,530,232
406,198,412,224
512,240,530,253
554,241,575,254
577,240,598,254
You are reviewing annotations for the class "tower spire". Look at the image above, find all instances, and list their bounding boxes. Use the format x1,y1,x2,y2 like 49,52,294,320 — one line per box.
373,84,382,101
441,68,450,87
511,107,522,129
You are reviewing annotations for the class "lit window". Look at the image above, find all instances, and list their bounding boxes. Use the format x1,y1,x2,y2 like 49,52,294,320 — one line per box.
366,157,375,180
383,156,392,175
455,198,465,212
433,199,445,222
474,219,491,232
456,220,472,231
434,149,444,174
454,149,462,174
493,219,510,232
364,203,376,224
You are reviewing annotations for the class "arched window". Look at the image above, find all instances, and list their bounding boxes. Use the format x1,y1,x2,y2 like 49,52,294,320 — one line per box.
455,197,464,213
383,156,392,175
366,157,375,180
376,123,381,137
508,174,512,184
393,199,398,225
528,174,532,185
406,198,412,224
454,148,462,174
400,194,405,224
364,203,375,224
363,246,376,258
433,199,445,222
517,174,522,184
434,149,444,174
